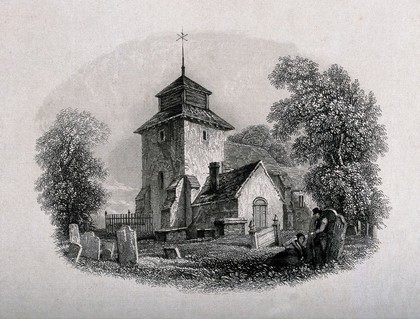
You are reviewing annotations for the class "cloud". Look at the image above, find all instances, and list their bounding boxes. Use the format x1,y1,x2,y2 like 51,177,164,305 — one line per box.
104,178,136,192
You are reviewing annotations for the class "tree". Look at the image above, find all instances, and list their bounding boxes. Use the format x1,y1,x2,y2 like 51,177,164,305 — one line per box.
267,56,390,226
35,108,110,236
227,124,294,166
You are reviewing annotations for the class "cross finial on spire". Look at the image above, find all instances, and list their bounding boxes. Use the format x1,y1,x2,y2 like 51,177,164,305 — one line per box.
176,28,188,76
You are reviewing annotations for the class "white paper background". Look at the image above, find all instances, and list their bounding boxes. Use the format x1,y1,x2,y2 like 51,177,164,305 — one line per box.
1,1,419,318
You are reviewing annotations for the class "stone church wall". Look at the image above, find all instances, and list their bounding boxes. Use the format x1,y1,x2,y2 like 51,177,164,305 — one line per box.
290,192,312,231
184,121,225,187
169,178,186,228
141,119,185,229
237,165,284,234
192,199,238,230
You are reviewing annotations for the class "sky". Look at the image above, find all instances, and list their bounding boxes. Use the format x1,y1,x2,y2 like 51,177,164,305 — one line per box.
1,1,420,318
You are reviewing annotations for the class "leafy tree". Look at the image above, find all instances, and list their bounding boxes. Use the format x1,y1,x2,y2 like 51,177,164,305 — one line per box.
267,56,390,226
35,108,110,235
227,124,294,166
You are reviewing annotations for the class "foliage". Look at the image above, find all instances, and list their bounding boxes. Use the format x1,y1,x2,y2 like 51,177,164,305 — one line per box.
304,163,373,223
368,188,391,228
227,124,294,166
267,56,390,224
35,108,110,235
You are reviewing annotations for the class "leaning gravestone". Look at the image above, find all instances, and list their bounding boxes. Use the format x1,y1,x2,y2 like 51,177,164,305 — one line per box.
80,231,101,260
69,224,80,244
101,241,116,261
163,247,181,259
327,212,347,261
68,242,83,263
116,226,138,265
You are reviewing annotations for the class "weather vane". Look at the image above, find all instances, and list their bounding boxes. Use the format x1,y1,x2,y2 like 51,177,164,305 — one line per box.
176,28,188,76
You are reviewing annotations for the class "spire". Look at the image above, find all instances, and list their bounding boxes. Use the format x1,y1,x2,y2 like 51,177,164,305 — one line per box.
176,28,188,76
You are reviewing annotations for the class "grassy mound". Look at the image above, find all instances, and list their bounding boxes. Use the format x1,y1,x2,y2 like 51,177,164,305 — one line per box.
61,234,378,293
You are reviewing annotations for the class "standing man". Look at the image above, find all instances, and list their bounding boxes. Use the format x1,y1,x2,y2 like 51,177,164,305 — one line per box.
310,207,330,266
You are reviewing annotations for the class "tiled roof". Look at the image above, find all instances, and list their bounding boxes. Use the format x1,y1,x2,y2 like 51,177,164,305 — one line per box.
224,141,308,190
167,176,184,190
185,175,200,189
183,104,234,130
134,104,234,133
156,75,212,97
224,142,284,175
135,186,149,200
134,105,182,133
193,161,260,205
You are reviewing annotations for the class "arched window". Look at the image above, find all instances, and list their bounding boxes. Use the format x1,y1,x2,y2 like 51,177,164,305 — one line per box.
158,171,164,189
253,197,267,229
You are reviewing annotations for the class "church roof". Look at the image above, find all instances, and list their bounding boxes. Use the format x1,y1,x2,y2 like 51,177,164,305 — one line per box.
223,142,284,175
223,141,308,190
134,104,234,133
192,161,261,205
135,186,149,201
185,175,200,189
156,75,212,97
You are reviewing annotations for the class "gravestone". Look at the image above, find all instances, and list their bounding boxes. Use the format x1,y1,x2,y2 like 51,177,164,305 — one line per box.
327,213,347,261
68,243,82,263
80,231,101,260
69,224,80,244
101,242,116,261
116,226,138,265
372,225,378,239
163,247,181,259
249,220,257,249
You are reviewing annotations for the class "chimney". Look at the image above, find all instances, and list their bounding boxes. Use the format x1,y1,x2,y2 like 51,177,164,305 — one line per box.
209,162,220,191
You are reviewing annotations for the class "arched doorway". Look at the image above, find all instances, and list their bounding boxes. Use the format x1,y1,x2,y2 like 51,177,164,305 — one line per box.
253,197,267,229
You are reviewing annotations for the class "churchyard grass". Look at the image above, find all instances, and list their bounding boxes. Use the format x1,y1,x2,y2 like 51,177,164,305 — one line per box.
62,233,378,292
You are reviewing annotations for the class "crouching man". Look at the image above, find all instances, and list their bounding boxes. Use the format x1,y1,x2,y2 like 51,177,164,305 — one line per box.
269,233,306,267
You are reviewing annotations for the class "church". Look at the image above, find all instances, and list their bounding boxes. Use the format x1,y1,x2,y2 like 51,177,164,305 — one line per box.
133,39,312,237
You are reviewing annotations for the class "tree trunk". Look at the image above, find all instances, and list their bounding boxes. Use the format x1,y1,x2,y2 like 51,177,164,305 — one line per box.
337,133,345,166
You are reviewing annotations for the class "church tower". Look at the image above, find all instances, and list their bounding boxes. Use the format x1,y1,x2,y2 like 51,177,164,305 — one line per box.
134,34,234,230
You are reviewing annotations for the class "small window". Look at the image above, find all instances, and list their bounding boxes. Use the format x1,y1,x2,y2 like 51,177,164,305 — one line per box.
202,130,208,141
158,130,165,142
298,194,304,208
158,171,164,189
